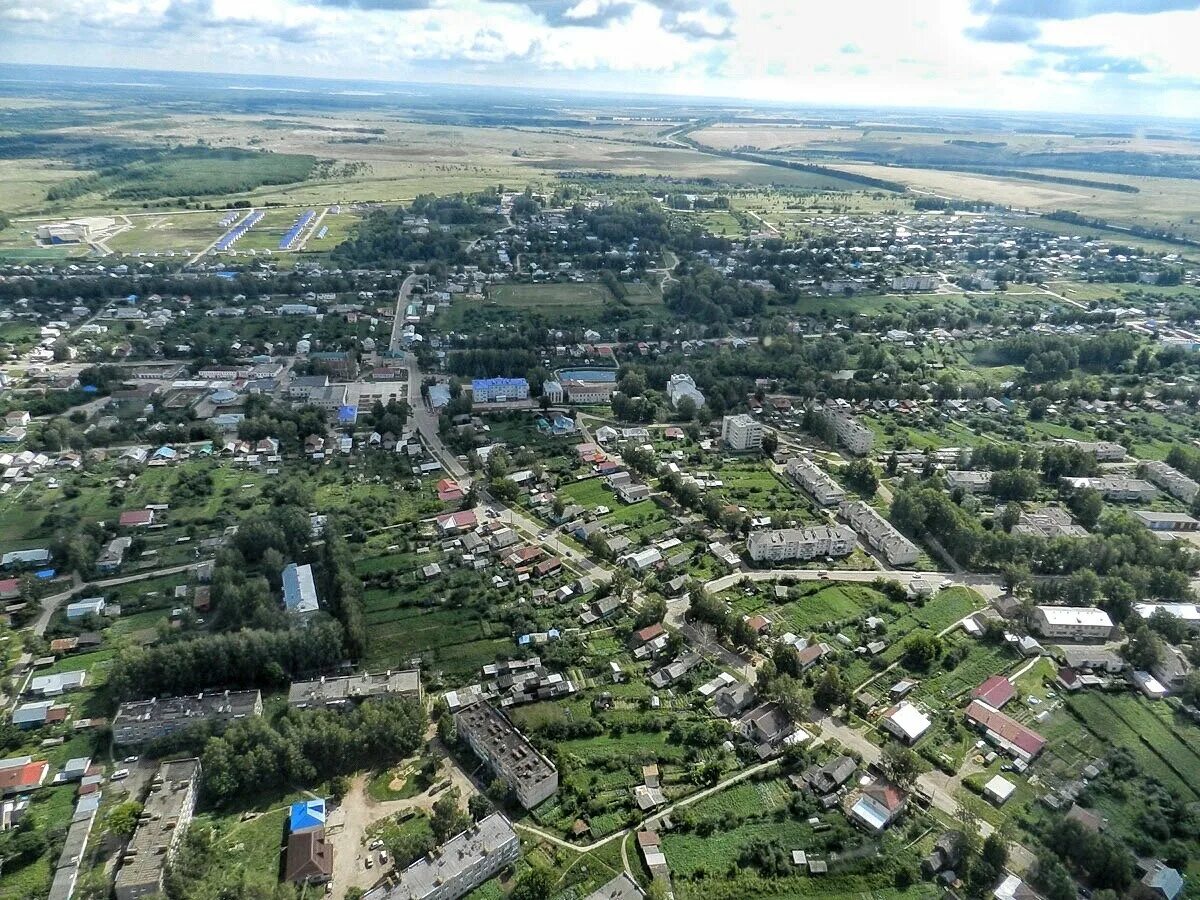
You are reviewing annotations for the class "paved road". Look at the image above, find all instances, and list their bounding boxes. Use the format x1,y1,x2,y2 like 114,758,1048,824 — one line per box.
389,274,421,353
403,356,614,583
699,568,1004,599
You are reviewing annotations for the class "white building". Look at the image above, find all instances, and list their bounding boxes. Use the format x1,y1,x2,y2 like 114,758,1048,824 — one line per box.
839,501,919,566
747,526,856,562
1031,606,1114,641
1060,476,1156,502
881,701,931,744
721,414,763,451
666,374,705,410
944,470,993,494
1142,460,1199,504
542,380,564,404
786,456,846,506
816,409,874,456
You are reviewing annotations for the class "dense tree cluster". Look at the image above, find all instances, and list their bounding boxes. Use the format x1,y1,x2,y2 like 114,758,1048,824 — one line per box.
108,622,345,700
201,697,426,804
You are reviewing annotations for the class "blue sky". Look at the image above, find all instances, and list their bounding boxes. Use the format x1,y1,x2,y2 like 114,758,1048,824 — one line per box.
1,0,1197,117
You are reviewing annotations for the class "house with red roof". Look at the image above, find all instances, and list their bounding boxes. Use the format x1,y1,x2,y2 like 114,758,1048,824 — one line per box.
632,623,666,647
849,780,907,833
118,509,155,528
437,479,465,503
972,675,1015,709
435,510,478,536
0,758,49,796
0,578,20,601
964,700,1046,762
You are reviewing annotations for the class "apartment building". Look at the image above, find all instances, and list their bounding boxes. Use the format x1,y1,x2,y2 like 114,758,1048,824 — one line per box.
287,670,422,710
1031,606,1114,641
455,702,558,809
471,377,530,403
721,414,763,451
944,470,993,494
839,501,919,566
1142,460,1199,504
114,759,200,900
816,409,874,456
1060,476,1157,502
786,456,846,506
746,525,856,563
112,691,263,747
363,813,519,900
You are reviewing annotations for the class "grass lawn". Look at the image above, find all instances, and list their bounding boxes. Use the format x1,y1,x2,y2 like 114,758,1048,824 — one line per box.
490,282,626,309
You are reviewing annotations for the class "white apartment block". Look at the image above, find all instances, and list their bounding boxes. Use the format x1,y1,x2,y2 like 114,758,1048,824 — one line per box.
817,409,874,456
721,414,763,451
1142,461,1199,504
747,525,856,563
1031,606,1114,641
786,456,846,506
1060,476,1157,502
839,501,920,566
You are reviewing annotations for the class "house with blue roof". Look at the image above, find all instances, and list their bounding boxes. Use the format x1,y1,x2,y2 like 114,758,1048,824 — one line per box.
289,798,326,833
1138,859,1184,900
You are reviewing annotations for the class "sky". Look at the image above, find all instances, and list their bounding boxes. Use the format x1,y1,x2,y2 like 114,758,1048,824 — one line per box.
1,0,1198,118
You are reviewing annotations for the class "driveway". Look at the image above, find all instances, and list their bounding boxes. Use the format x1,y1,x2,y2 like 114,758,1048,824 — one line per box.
327,756,477,899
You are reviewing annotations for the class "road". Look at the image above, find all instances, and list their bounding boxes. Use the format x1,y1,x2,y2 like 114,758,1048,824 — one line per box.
513,759,781,854
30,560,210,637
328,757,475,899
697,568,1004,600
402,355,614,583
388,273,421,353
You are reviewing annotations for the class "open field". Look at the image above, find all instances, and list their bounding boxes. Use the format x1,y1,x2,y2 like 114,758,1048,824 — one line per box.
488,281,657,310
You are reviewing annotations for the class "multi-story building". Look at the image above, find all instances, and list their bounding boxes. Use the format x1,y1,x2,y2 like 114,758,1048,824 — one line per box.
471,377,530,403
839,501,919,566
666,374,705,409
562,379,615,403
1132,510,1200,532
114,759,200,900
721,414,763,451
891,275,938,292
1031,606,1114,641
287,670,422,710
746,526,856,563
786,456,846,506
1060,476,1157,502
1142,460,1199,504
363,813,519,900
541,380,564,404
455,702,558,809
1069,440,1128,462
944,470,993,494
815,409,874,456
112,691,263,747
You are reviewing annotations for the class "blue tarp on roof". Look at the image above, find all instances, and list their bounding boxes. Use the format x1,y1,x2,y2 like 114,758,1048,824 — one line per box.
289,798,326,833
34,568,56,580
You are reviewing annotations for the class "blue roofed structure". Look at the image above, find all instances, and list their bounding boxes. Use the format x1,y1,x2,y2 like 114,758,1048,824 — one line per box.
289,799,326,833
337,405,358,425
282,563,320,619
471,377,530,403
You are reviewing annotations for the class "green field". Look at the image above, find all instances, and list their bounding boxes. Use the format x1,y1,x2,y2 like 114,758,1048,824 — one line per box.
489,281,659,309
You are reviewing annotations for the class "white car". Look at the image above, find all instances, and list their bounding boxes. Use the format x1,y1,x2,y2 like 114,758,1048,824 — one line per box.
111,769,129,781
123,756,139,764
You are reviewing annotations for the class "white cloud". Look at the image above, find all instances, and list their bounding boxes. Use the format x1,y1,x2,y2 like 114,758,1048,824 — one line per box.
0,0,1196,115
